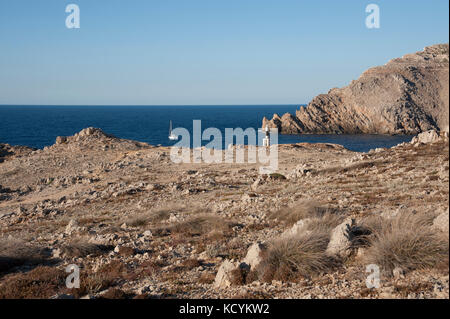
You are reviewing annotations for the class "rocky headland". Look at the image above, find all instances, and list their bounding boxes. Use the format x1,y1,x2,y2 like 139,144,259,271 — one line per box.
263,44,449,135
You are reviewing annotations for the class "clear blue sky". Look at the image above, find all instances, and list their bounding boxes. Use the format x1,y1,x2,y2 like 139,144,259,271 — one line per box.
0,0,448,105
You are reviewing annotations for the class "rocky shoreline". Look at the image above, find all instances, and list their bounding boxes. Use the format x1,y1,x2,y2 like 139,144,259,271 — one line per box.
0,127,448,299
263,44,449,135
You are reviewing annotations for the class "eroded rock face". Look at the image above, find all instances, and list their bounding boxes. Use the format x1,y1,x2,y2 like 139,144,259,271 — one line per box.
263,44,449,135
214,260,240,288
326,218,355,258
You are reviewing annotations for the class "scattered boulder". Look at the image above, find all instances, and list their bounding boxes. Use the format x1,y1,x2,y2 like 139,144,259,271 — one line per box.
214,260,250,288
325,218,355,258
242,243,266,269
411,130,440,144
214,260,240,288
433,208,449,233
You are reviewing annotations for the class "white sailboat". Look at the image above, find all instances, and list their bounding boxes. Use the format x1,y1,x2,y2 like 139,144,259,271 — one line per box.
168,120,178,141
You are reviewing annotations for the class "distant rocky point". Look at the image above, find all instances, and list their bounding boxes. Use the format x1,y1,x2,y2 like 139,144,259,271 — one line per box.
263,44,449,135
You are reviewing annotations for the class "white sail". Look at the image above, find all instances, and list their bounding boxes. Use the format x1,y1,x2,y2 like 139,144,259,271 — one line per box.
168,120,178,141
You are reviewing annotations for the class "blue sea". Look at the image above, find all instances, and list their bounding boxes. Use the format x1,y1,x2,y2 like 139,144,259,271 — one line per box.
0,105,413,153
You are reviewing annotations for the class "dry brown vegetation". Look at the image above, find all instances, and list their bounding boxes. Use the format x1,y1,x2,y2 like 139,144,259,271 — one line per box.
0,127,448,299
255,232,337,282
0,266,66,299
61,240,113,258
123,207,176,227
71,260,134,298
198,271,216,284
267,200,342,227
156,214,239,241
361,212,449,274
181,258,203,270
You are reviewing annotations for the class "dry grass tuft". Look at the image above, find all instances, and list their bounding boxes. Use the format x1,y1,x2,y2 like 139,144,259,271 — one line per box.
181,258,202,270
198,272,216,284
124,204,205,228
72,260,132,298
170,215,236,238
125,208,172,227
256,232,337,282
61,241,113,258
305,213,345,234
230,266,250,286
267,200,342,227
362,212,449,274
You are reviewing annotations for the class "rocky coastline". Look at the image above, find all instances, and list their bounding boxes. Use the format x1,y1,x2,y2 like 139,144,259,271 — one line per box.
263,44,449,135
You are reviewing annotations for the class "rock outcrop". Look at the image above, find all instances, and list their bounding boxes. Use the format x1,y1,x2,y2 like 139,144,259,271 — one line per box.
411,129,440,144
325,218,355,258
263,44,449,135
50,127,151,152
0,144,35,163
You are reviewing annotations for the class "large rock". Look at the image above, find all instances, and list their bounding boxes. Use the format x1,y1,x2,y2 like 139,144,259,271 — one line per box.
243,243,266,269
326,218,355,258
411,130,440,144
214,260,240,288
433,208,449,233
263,44,449,135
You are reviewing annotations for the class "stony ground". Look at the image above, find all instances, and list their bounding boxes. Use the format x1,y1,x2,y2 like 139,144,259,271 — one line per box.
0,128,448,299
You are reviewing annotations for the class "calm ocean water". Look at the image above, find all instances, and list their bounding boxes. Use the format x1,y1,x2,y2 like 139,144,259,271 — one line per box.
0,105,413,152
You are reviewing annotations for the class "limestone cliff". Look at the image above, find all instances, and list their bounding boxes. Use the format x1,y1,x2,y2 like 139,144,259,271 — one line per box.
263,44,449,135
